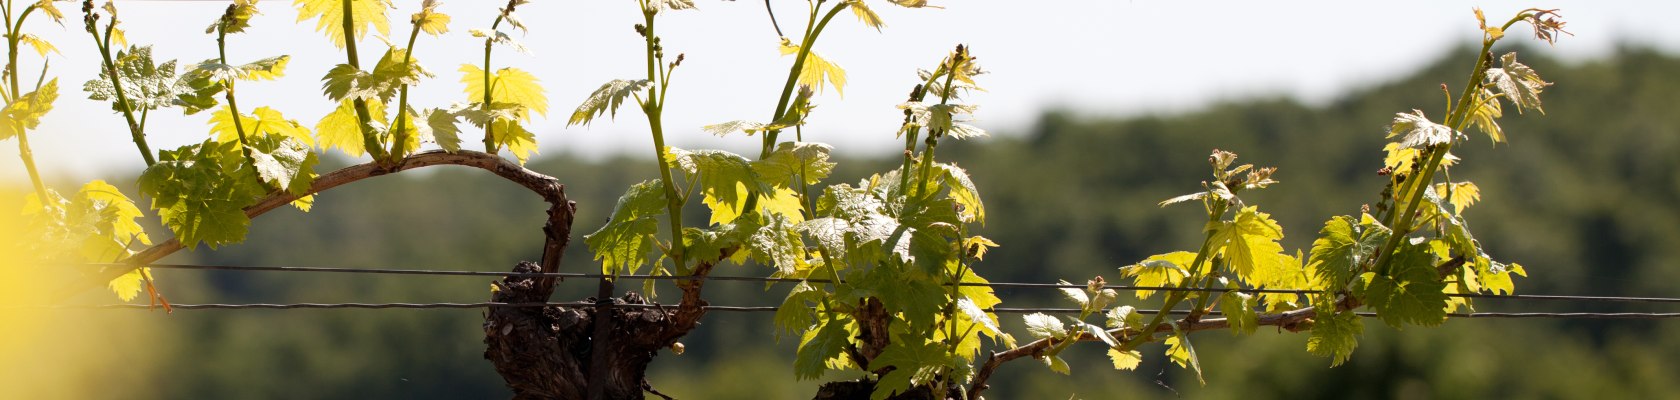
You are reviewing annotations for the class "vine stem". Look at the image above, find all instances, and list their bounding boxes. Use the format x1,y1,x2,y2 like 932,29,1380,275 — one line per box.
480,7,507,154
1125,201,1227,349
639,2,685,272
216,28,260,175
340,0,388,162
759,1,848,159
61,150,572,299
6,2,49,204
86,11,155,166
388,17,424,158
1368,13,1528,276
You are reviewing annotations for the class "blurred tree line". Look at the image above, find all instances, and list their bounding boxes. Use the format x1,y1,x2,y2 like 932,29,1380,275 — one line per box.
51,46,1680,399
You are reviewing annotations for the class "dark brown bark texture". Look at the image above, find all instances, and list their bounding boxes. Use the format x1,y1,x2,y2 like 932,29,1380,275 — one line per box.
483,265,710,400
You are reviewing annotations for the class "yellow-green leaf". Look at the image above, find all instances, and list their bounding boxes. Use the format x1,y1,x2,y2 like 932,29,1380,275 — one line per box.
18,34,58,56
845,0,885,31
315,98,385,157
1108,348,1142,371
461,65,547,120
779,39,847,97
294,0,393,49
413,0,450,36
1120,251,1194,299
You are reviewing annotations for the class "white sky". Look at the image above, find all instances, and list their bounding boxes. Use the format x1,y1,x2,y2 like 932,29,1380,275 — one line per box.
5,0,1678,182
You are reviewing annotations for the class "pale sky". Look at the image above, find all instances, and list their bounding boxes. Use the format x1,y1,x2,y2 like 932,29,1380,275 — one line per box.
5,0,1678,182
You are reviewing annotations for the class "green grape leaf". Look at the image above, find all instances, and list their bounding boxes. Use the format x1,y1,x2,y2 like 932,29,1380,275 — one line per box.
886,0,936,8
1387,109,1458,149
749,214,808,275
0,78,59,140
1214,206,1292,286
461,65,546,121
584,180,667,276
294,0,392,49
17,33,57,57
1108,348,1143,371
702,120,774,137
859,265,945,329
246,135,319,194
239,56,290,81
1106,305,1141,329
752,141,835,189
1308,308,1363,367
648,0,697,12
314,98,387,157
935,163,985,224
775,282,825,338
1165,327,1205,385
955,298,1002,339
173,68,225,114
139,140,266,249
412,0,450,35
794,317,851,380
1022,312,1067,340
869,336,952,400
108,268,151,302
780,39,847,97
1485,52,1550,114
1120,251,1194,299
469,29,530,54
1308,215,1390,290
1057,279,1089,308
84,46,184,113
1435,182,1480,215
206,0,259,34
1363,243,1450,328
425,108,462,152
1220,291,1259,335
1467,88,1504,143
844,0,886,31
668,147,767,223
568,79,650,126
320,64,378,102
490,118,538,164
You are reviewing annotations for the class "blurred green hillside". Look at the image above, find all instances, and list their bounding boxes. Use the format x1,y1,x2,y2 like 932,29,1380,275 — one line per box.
40,46,1680,399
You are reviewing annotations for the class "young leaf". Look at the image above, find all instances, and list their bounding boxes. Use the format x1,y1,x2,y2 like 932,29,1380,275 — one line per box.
649,0,697,12
568,79,650,126
490,118,538,164
246,135,319,194
1108,348,1143,371
1363,243,1450,328
1484,52,1550,114
1387,109,1457,150
461,65,547,120
584,180,667,276
1165,327,1205,385
1057,279,1089,308
870,337,952,400
936,163,985,224
1219,291,1259,335
1435,182,1481,214
425,108,462,152
1308,308,1363,367
139,140,266,249
955,298,1003,339
1213,206,1291,286
780,39,847,97
315,98,385,157
1466,88,1505,143
469,29,530,54
1308,215,1389,290
412,0,450,35
1120,251,1194,299
794,318,851,380
294,0,393,49
669,147,765,222
844,0,886,31
1106,305,1142,329
775,283,825,337
0,79,60,141
1022,312,1067,340
751,141,835,189
84,46,185,113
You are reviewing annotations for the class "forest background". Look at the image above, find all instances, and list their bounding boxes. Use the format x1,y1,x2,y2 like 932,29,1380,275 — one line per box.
4,1,1680,399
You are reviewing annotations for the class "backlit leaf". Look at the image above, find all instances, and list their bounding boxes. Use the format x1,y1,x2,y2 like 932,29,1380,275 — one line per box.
1363,243,1449,328
1120,251,1194,299
1308,308,1363,367
1108,348,1143,371
780,39,847,97
568,79,650,126
794,318,851,380
0,79,59,141
426,108,462,152
294,0,393,49
461,65,546,120
1165,327,1204,385
584,180,667,276
1022,312,1066,339
845,0,885,31
1387,109,1457,149
1484,52,1550,114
